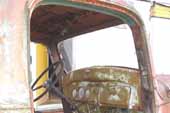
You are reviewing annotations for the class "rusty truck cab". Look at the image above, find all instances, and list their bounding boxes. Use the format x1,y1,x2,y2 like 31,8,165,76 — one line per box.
30,0,155,113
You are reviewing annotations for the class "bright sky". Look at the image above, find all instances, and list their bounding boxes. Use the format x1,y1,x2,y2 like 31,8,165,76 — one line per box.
73,25,138,69
59,24,139,72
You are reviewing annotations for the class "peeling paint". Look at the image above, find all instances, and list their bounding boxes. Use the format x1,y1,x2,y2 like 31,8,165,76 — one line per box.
96,71,130,83
0,0,33,112
72,89,77,98
63,66,141,112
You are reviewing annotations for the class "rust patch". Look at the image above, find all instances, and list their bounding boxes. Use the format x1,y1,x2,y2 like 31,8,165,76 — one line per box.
62,66,142,112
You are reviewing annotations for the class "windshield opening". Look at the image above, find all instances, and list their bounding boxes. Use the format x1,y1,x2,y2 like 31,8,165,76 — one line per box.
58,24,139,73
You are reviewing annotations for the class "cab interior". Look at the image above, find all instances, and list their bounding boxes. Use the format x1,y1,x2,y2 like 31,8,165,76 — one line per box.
30,4,153,113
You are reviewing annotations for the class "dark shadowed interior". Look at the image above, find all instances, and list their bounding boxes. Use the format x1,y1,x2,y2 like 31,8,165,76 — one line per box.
31,5,124,44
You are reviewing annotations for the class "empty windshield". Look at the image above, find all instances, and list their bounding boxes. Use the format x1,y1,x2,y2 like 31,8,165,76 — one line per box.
58,24,138,73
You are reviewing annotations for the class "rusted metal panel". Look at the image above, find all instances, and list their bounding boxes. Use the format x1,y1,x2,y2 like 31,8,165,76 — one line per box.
70,0,141,24
62,66,142,112
0,0,33,112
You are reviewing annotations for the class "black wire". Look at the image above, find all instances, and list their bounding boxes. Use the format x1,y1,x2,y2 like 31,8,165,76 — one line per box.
31,60,62,102
31,61,61,90
34,89,48,102
33,85,44,91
